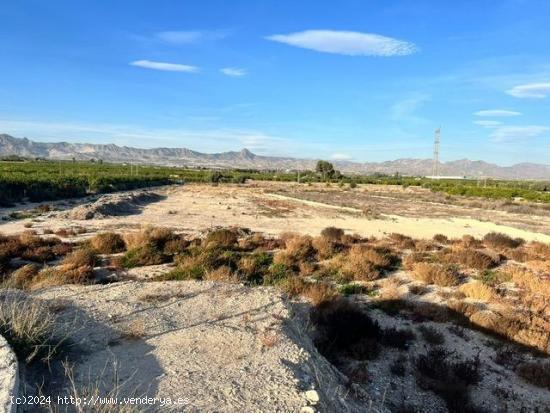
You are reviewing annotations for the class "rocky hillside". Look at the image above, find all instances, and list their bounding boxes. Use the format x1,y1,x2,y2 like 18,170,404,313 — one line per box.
1,134,549,179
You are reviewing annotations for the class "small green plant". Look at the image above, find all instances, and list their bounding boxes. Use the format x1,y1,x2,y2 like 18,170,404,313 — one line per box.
263,263,292,285
338,283,371,296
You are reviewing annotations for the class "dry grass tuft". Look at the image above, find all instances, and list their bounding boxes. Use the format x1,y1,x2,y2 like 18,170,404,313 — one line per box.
4,264,40,289
337,244,398,281
282,278,338,305
203,228,238,249
412,262,461,286
120,319,146,340
389,233,416,249
90,232,126,254
506,266,550,297
0,293,68,363
204,265,239,282
459,281,496,301
312,236,338,260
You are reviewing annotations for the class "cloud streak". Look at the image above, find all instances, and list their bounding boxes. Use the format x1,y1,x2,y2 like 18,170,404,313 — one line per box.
474,120,501,128
265,30,417,56
506,83,550,98
490,125,550,142
474,109,521,117
220,67,247,77
155,30,229,44
130,60,199,72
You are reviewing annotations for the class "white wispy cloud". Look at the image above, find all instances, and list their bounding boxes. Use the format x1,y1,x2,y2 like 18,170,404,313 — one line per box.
474,109,521,117
490,125,550,142
130,60,199,73
265,30,417,56
506,83,550,98
474,120,501,128
220,67,247,77
390,95,431,125
331,153,352,160
155,30,229,44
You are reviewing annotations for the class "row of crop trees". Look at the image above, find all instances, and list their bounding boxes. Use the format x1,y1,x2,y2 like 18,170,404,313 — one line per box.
0,159,549,205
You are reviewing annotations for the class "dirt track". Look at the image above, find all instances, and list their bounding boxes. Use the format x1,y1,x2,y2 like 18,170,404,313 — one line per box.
1,182,549,242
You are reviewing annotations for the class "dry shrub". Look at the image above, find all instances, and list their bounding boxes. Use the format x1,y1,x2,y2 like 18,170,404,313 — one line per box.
402,252,430,270
1,233,71,267
460,235,482,249
203,228,238,249
505,247,528,262
506,266,550,297
62,248,97,269
340,233,362,246
282,278,338,305
439,247,499,270
389,233,415,249
412,262,461,286
123,231,149,250
312,236,337,260
525,260,550,273
529,241,550,259
433,234,449,244
19,231,41,247
338,249,377,282
339,244,398,281
320,227,344,242
279,231,299,246
163,237,190,255
31,248,99,287
414,239,439,252
298,260,317,276
204,266,239,282
5,264,40,289
459,281,495,301
285,235,315,261
515,361,550,389
305,282,339,305
90,232,125,254
239,233,283,251
483,232,523,250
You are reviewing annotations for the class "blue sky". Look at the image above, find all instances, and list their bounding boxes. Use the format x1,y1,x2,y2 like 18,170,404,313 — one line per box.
1,0,550,165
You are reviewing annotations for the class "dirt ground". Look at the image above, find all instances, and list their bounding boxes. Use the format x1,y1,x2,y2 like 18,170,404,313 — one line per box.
29,281,361,413
1,181,549,243
2,182,549,412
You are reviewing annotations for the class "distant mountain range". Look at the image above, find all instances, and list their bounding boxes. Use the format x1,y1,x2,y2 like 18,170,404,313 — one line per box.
1,134,549,179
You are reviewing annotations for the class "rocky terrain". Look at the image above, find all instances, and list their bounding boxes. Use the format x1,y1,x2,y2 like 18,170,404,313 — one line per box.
2,134,550,179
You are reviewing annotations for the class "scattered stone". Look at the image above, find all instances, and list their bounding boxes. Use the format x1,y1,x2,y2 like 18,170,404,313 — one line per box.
305,390,320,404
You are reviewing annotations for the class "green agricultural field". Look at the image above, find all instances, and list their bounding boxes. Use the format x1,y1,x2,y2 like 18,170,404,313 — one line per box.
0,159,548,206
